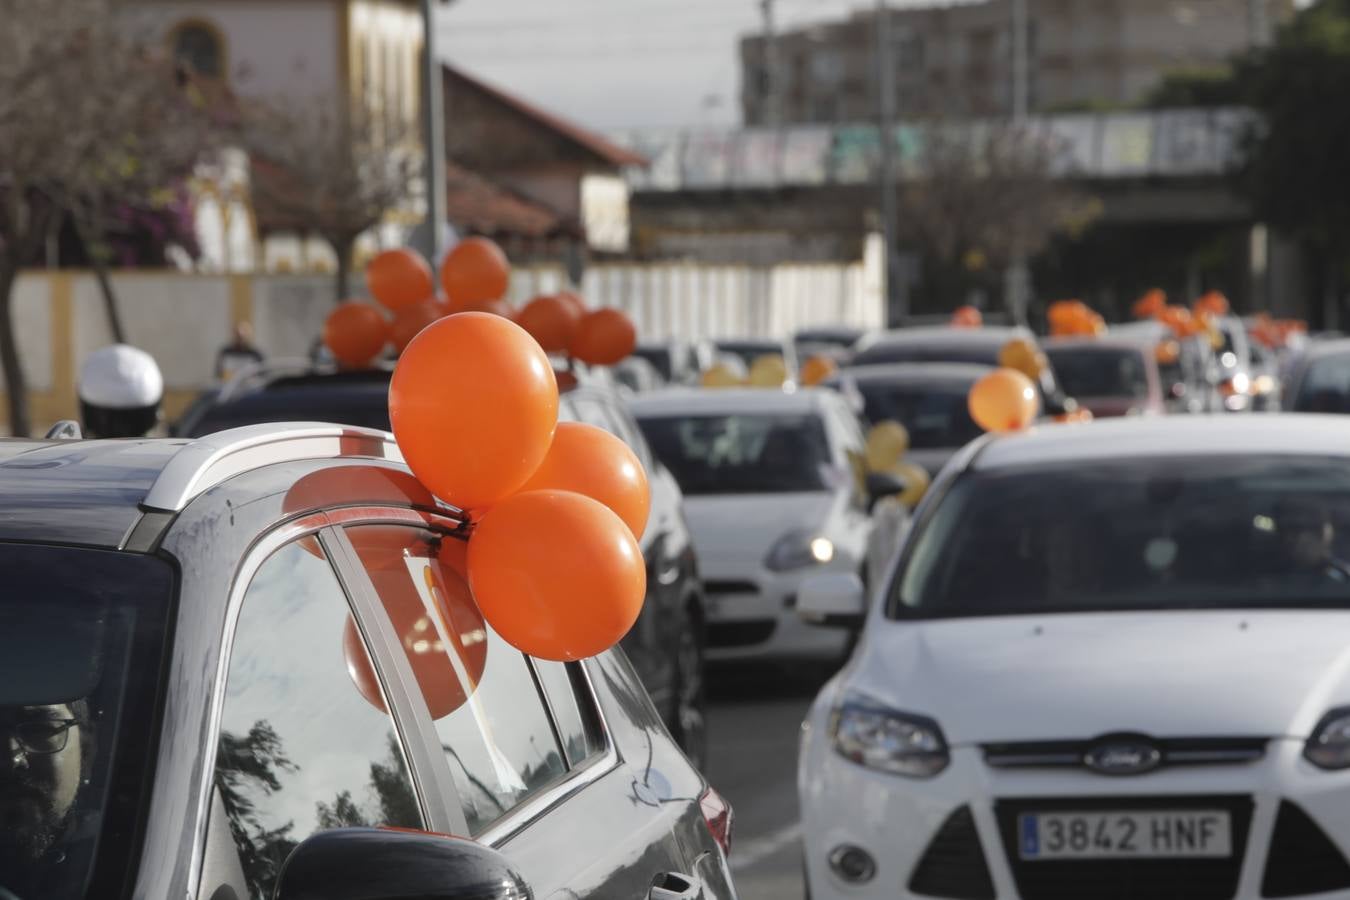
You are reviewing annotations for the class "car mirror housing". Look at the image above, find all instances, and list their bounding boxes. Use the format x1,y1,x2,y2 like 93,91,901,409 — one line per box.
275,828,533,900
797,572,866,628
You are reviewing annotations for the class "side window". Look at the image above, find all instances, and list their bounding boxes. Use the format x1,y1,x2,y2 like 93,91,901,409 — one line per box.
215,540,422,900
533,660,605,767
344,525,573,835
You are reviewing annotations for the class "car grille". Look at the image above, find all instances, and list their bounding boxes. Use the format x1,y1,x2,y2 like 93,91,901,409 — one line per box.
908,805,996,899
983,737,1268,771
708,621,775,647
703,580,759,596
1261,800,1350,898
994,795,1254,900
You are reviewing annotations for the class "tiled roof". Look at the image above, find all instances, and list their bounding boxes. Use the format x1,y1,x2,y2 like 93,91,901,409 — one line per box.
444,162,579,239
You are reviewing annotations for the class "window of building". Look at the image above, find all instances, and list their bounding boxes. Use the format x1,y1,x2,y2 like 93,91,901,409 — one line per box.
171,20,225,79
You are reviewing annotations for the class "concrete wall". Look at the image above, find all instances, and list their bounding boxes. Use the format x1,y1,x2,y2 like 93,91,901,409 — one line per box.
1,260,880,434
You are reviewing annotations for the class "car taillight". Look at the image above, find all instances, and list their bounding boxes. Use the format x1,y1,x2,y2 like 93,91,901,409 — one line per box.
700,786,733,856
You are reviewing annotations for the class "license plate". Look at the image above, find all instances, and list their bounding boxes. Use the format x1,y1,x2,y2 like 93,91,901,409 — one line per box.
1019,810,1232,860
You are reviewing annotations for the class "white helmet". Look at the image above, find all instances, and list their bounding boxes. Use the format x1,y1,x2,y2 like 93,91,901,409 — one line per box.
77,344,164,438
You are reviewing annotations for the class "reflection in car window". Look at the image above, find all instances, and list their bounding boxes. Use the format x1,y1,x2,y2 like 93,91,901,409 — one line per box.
638,412,834,495
216,540,421,900
1296,353,1350,413
1046,347,1149,399
896,457,1350,618
854,381,984,449
0,546,173,900
345,527,568,836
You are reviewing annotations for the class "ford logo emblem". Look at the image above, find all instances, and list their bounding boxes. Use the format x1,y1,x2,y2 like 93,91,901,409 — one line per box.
1083,739,1162,775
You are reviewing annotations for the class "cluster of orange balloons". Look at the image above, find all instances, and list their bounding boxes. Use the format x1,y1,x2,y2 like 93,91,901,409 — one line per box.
951,305,983,328
516,292,637,366
1048,300,1106,338
969,367,1040,433
1132,288,1167,320
388,312,648,661
1251,312,1307,349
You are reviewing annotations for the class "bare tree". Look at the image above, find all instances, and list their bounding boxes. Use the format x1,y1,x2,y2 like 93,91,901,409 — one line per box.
0,0,216,435
895,121,1101,309
244,97,422,302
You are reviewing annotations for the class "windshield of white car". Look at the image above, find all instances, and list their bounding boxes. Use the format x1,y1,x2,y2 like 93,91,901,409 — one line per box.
637,413,832,495
892,457,1350,617
852,381,984,449
1046,347,1150,400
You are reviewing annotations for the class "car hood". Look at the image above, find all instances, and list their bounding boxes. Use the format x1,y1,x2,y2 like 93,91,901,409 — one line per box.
682,492,833,572
851,611,1350,743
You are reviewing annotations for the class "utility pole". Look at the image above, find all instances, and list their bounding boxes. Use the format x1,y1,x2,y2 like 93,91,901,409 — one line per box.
875,0,903,325
418,0,447,263
760,0,780,126
1005,0,1032,326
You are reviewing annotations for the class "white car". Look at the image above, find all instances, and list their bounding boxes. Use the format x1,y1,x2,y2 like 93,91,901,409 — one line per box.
799,415,1350,900
630,388,907,664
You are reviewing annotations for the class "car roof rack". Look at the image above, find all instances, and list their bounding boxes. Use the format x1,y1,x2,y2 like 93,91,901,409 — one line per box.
142,423,404,512
44,420,83,440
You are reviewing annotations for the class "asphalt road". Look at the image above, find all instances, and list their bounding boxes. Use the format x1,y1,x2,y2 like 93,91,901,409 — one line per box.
704,663,835,900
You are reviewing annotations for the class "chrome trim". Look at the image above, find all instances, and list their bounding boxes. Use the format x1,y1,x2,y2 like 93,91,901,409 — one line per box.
188,513,329,898
324,505,466,533
144,424,404,512
321,526,466,836
475,659,620,848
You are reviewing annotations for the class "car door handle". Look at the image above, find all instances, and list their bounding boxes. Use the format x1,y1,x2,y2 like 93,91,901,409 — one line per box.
649,872,701,900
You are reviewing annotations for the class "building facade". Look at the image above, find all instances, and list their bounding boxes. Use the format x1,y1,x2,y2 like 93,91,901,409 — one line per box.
741,0,1293,125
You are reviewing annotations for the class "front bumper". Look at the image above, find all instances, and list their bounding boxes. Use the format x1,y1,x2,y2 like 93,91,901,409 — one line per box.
801,725,1350,900
701,562,852,663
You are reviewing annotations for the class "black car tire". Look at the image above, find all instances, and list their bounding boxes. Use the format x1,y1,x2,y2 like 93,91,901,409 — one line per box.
669,601,708,771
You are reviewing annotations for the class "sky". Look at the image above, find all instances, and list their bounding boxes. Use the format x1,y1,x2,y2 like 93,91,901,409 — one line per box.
435,0,883,132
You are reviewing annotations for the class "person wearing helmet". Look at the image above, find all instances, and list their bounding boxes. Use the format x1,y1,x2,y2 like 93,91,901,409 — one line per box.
77,345,164,438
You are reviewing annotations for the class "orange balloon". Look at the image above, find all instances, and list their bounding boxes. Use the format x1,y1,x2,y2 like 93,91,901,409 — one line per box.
1195,290,1230,318
518,422,650,539
468,490,645,661
390,300,444,355
951,305,983,328
367,248,434,313
968,367,1040,433
1156,340,1181,365
557,291,587,318
518,295,583,354
441,237,510,312
389,312,559,510
324,301,389,369
570,308,637,365
800,355,837,386
1133,288,1167,320
340,552,486,720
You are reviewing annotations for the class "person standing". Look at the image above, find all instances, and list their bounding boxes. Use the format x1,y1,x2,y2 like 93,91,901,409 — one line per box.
215,322,264,383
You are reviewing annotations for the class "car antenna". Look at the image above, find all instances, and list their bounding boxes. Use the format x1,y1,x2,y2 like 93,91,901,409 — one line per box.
44,420,83,440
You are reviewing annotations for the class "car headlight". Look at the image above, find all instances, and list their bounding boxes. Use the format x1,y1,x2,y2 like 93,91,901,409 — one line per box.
829,696,949,778
764,529,834,571
1305,707,1350,770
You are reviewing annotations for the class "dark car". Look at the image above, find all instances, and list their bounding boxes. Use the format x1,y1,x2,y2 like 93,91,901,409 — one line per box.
1045,338,1166,418
849,325,1075,416
1284,338,1350,414
823,362,992,477
0,426,735,900
179,365,709,767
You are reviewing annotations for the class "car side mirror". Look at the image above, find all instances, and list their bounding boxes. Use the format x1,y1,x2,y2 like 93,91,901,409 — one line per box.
865,471,907,510
275,828,532,900
797,572,866,628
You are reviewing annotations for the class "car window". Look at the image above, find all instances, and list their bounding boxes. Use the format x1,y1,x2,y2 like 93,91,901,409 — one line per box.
1045,348,1150,399
895,456,1350,618
533,660,606,768
215,539,422,900
853,379,984,448
638,412,834,495
1295,353,1350,413
343,526,569,836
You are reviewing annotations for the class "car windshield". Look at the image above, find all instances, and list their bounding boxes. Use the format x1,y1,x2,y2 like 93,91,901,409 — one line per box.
638,412,833,494
0,545,173,900
1046,347,1149,399
855,342,998,367
633,347,674,381
894,456,1350,617
716,342,783,369
853,380,984,449
1294,353,1350,413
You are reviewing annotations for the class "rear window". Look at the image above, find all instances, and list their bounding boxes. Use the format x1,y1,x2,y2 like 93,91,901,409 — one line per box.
0,545,174,899
1046,347,1149,400
894,456,1350,617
